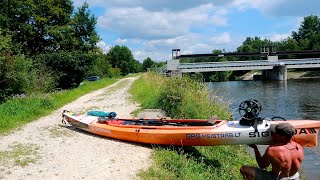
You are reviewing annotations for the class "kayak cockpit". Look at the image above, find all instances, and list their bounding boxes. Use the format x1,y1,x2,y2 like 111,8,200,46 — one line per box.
95,118,226,129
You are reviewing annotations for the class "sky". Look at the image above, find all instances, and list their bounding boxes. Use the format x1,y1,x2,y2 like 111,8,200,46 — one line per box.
73,0,320,62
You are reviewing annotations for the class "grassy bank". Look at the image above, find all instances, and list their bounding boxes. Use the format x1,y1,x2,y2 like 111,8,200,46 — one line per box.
129,73,255,179
0,78,118,134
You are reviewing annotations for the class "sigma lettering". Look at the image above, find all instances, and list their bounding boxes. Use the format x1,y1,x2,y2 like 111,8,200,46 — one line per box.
249,131,270,138
248,128,317,138
297,128,317,134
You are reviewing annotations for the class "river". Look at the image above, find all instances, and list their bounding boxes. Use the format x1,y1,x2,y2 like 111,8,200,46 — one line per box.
207,78,320,179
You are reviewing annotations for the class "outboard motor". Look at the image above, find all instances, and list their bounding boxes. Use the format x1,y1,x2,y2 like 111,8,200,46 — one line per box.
238,99,262,126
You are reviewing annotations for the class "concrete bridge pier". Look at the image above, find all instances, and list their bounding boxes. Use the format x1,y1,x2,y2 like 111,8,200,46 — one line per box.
262,66,287,81
166,60,182,77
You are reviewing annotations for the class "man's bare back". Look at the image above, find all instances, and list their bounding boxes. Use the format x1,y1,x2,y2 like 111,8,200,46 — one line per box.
240,123,304,180
267,140,304,178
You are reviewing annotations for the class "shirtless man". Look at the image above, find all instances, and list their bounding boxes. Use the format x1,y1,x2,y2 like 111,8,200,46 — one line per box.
240,123,304,180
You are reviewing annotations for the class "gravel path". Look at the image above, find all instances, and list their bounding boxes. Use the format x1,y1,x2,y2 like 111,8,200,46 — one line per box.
0,77,152,180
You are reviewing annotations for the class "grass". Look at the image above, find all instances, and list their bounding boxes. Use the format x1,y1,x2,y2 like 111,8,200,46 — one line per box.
0,78,118,135
129,73,256,179
129,72,166,109
139,146,256,180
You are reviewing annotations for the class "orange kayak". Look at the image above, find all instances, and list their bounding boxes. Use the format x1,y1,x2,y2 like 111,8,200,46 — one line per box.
62,110,320,147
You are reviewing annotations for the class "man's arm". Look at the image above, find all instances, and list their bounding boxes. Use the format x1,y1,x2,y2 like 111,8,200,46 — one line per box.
249,145,271,169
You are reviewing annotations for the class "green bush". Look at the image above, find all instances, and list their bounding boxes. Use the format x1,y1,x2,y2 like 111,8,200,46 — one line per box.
158,76,230,119
108,68,122,78
32,51,95,89
130,73,254,180
86,54,112,78
0,55,32,102
24,64,56,94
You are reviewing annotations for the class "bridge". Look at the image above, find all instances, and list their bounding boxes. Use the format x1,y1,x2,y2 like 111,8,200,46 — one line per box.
166,49,320,80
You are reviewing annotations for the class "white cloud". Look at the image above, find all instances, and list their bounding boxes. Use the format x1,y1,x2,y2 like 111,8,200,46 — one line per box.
230,0,320,17
136,32,238,61
96,41,111,53
133,50,171,62
97,4,229,40
76,0,319,62
268,33,290,42
210,32,231,45
114,38,127,44
98,6,201,39
73,0,233,11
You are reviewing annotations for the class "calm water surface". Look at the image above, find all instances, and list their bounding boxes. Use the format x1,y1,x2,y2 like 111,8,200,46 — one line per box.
207,79,320,179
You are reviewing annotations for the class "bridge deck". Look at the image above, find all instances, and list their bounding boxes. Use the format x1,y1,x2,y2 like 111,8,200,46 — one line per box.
178,58,320,73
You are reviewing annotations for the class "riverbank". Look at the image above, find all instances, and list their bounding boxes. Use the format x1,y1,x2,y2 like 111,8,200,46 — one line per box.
130,73,256,179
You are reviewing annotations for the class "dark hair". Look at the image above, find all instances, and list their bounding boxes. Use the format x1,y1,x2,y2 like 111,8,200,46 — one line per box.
271,123,295,139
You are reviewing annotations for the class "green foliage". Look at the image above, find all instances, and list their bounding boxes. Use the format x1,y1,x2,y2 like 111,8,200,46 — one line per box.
143,57,155,71
108,45,142,75
0,0,74,55
139,146,255,180
158,76,230,119
0,29,12,53
0,55,33,102
0,0,99,55
108,68,122,78
292,15,320,51
71,2,100,53
129,73,166,109
237,37,273,61
130,73,253,179
24,64,56,94
130,59,143,73
131,73,231,120
86,54,112,78
208,71,233,82
31,51,94,89
0,78,117,134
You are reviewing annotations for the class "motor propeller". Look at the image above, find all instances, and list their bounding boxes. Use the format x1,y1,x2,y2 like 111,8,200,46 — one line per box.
238,99,262,120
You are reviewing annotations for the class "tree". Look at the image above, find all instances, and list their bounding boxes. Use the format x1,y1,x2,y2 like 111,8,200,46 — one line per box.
71,2,100,53
292,15,320,50
0,28,12,54
0,0,100,55
130,59,143,73
237,37,273,61
0,0,74,55
108,45,135,75
142,57,155,71
32,51,94,89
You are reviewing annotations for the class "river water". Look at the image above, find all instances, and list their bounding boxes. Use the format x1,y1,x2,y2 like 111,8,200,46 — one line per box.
207,78,320,179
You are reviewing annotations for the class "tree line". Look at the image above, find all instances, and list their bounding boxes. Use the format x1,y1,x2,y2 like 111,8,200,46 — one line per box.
0,0,161,102
183,15,320,81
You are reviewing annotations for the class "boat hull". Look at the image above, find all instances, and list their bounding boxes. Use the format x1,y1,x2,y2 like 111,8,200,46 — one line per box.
62,111,320,147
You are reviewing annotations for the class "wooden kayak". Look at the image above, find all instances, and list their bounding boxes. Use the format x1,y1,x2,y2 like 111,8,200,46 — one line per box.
61,110,320,147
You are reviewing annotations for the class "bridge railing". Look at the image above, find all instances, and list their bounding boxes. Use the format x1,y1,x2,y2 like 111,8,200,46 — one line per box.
178,58,320,69
178,60,279,69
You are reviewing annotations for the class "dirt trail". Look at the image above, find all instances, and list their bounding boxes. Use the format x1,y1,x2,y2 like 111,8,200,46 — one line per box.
0,77,151,180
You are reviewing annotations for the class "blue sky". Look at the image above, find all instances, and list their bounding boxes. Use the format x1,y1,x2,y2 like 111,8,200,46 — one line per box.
73,0,320,62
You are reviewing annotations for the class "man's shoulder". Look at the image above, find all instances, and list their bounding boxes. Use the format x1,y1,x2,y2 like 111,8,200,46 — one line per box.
266,145,284,154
